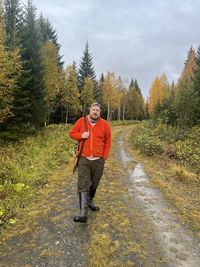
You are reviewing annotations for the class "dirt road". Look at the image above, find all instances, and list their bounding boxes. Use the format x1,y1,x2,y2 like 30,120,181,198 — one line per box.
0,126,199,267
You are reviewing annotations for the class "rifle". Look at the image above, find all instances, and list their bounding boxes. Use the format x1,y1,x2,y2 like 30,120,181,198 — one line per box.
73,116,88,173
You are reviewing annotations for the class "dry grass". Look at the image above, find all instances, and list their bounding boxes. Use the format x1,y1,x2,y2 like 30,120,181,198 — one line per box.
126,126,200,237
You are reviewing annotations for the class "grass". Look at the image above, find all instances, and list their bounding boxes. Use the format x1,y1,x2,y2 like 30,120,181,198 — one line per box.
0,124,76,226
127,123,200,236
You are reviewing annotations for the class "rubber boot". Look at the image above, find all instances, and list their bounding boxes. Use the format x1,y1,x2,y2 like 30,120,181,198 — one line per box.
73,191,89,223
88,189,100,211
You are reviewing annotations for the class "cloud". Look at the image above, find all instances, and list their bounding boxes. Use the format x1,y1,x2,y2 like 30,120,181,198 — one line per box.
31,0,200,98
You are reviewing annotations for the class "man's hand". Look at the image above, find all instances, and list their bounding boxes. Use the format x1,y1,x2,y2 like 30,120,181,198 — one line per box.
82,131,89,139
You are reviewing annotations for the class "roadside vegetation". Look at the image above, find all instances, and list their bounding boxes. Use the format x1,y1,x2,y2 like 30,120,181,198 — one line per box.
129,120,200,235
0,124,75,226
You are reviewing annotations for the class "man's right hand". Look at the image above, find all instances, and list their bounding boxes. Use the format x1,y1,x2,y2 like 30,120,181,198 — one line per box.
82,131,89,139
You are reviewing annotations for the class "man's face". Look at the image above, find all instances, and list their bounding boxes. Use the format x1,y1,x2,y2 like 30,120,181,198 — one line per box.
89,105,101,121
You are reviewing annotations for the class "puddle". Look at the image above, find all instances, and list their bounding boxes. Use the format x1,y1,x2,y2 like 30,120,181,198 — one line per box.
119,137,200,267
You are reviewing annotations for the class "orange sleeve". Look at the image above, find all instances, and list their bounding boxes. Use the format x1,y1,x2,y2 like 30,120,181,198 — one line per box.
69,118,84,141
103,123,111,160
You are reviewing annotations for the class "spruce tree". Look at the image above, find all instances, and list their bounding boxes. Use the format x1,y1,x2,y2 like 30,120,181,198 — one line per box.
4,0,23,50
175,77,198,127
193,45,200,123
129,78,134,89
78,42,97,99
20,0,45,129
0,2,18,124
134,79,142,96
0,1,25,139
127,80,145,120
2,0,27,138
38,14,64,70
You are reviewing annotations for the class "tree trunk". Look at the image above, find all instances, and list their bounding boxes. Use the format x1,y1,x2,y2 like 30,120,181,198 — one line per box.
118,105,121,121
107,102,110,121
122,104,125,121
65,105,69,124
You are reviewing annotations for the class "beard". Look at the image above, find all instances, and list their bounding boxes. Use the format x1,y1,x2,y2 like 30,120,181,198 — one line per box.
90,113,100,121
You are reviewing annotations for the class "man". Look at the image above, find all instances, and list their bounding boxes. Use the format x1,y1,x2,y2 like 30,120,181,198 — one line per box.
69,103,111,223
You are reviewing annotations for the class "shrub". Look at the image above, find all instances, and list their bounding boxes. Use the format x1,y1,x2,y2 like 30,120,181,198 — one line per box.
174,126,200,173
131,130,164,156
130,121,200,173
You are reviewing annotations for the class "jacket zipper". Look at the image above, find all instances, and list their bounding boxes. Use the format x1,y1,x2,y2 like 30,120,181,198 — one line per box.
90,127,93,156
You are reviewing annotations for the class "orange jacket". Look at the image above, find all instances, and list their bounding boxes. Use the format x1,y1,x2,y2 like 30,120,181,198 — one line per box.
69,116,111,160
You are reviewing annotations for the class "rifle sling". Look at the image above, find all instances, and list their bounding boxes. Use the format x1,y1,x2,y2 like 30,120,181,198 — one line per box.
73,116,87,173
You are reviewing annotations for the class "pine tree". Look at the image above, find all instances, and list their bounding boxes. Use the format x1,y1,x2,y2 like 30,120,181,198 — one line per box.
78,42,97,99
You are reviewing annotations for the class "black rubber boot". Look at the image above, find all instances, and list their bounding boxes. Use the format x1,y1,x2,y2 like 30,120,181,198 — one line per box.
88,189,100,211
73,191,89,223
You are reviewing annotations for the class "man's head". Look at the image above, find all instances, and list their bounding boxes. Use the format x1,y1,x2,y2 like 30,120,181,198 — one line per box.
89,103,101,121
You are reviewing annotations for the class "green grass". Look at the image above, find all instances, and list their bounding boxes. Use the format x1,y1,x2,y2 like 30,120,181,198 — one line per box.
0,124,76,226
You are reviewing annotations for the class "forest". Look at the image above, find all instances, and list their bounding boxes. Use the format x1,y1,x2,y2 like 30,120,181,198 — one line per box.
1,0,199,143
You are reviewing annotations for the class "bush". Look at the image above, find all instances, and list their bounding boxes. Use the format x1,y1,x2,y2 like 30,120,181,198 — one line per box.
131,125,164,156
130,121,200,173
174,126,200,173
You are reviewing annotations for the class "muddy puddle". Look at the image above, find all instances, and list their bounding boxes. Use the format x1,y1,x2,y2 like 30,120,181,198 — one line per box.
119,137,200,267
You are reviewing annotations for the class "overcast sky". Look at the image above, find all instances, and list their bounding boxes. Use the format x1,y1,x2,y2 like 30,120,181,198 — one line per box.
31,0,199,98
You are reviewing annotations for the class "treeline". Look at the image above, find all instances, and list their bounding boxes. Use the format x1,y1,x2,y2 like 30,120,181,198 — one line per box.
148,46,200,128
0,0,146,141
1,1,200,143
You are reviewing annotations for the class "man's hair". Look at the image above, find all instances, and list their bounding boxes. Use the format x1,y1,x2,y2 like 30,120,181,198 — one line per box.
90,102,101,110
